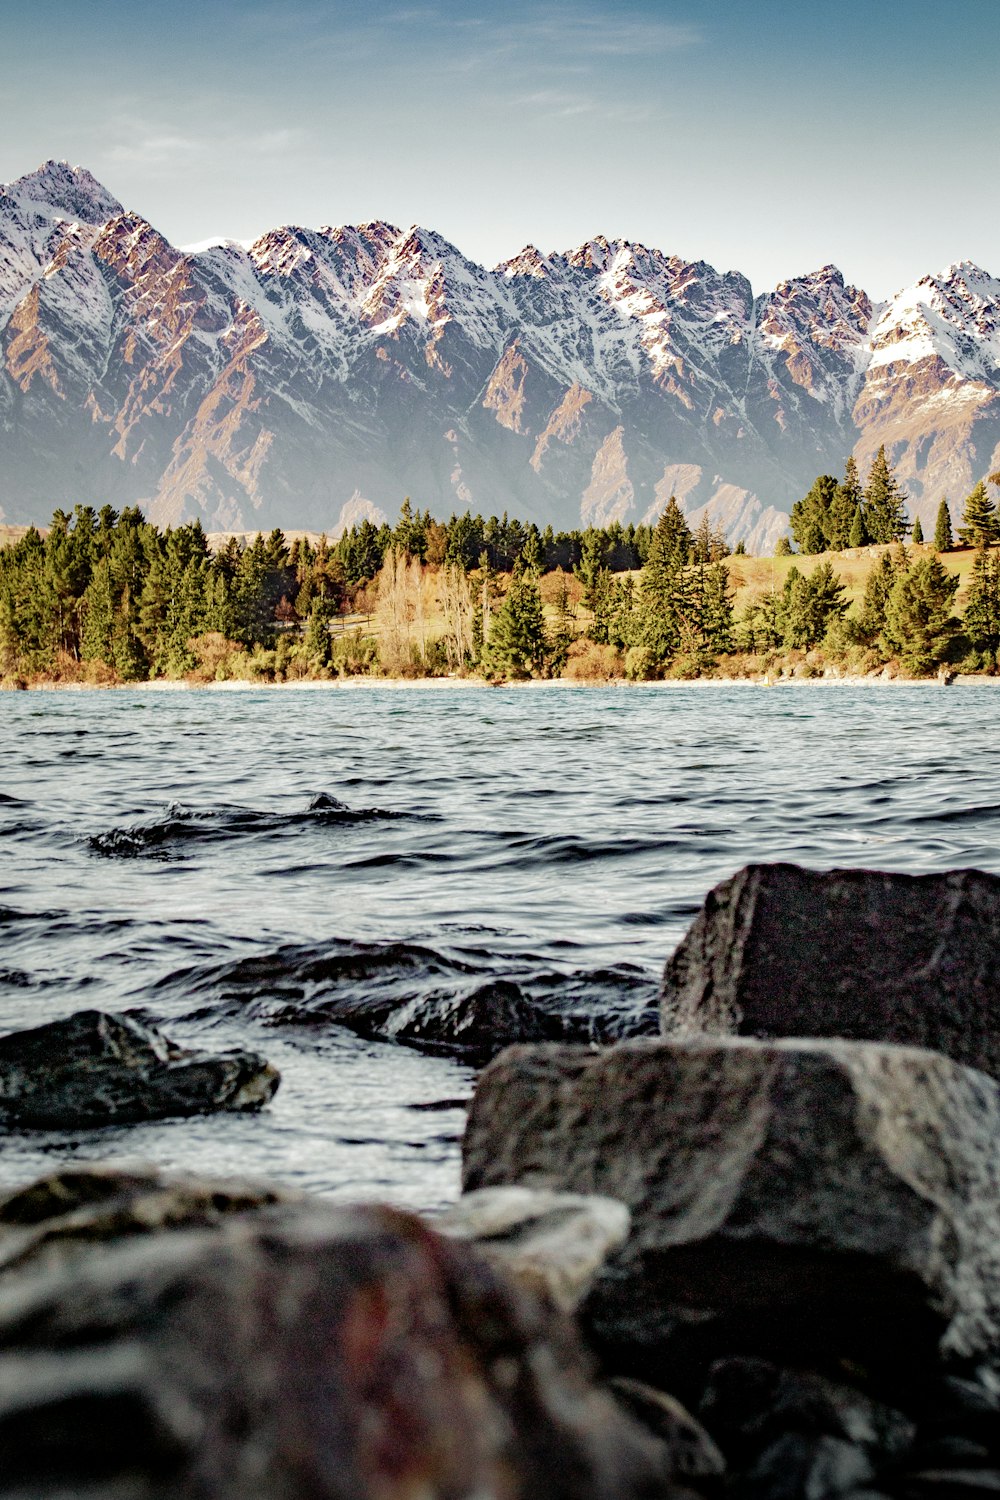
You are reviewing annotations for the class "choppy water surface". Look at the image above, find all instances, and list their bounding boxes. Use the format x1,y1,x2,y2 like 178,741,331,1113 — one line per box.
1,682,997,1210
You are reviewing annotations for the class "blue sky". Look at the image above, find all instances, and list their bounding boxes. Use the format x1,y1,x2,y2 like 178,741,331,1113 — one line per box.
1,0,996,296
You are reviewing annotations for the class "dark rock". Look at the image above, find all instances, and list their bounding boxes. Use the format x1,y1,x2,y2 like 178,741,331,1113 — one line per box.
609,1376,726,1482
699,1358,914,1465
436,1185,631,1312
0,1165,300,1280
660,864,1000,1080
900,1472,1000,1495
0,1199,680,1500
0,1010,279,1128
739,1432,874,1499
462,1035,1000,1383
913,1437,993,1466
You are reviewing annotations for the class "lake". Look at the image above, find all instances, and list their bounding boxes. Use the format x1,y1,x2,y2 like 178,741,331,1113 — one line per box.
0,681,995,1210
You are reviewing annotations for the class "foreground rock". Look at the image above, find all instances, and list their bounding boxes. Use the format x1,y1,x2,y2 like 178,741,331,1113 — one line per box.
437,1185,631,1312
661,864,1000,1078
0,1010,279,1127
0,1164,301,1280
0,1195,678,1500
462,1035,1000,1384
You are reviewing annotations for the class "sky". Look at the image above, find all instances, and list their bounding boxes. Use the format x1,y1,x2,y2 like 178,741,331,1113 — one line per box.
0,0,996,298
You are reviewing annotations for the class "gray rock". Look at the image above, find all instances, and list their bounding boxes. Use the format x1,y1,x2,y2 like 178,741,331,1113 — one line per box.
660,864,1000,1079
436,1186,630,1312
0,1164,300,1280
901,1473,1000,1495
0,1010,279,1128
740,1432,874,1499
0,1199,678,1500
609,1376,726,1481
462,1035,1000,1378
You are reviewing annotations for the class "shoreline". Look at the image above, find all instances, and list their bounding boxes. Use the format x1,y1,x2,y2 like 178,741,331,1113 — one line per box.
3,672,994,693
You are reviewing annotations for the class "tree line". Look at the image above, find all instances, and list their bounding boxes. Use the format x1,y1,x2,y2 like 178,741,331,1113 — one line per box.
789,447,1000,557
2,488,1000,685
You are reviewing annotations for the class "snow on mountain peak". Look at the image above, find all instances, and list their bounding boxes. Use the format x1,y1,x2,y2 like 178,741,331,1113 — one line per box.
1,159,123,226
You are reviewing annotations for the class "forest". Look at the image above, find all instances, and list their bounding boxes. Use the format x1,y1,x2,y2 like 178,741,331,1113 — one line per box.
2,449,1000,686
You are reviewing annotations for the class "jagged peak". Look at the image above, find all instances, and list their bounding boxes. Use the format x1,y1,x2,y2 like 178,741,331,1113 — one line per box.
496,244,551,279
2,159,122,226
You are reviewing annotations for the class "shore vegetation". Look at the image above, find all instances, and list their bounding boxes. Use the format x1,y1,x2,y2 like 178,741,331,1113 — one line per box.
4,458,1000,687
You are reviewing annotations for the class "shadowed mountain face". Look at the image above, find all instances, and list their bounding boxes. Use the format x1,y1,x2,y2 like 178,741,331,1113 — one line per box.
2,161,1000,550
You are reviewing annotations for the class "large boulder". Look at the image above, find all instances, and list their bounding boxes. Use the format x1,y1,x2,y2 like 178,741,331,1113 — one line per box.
0,1010,279,1127
0,1197,678,1500
660,864,1000,1078
462,1035,1000,1386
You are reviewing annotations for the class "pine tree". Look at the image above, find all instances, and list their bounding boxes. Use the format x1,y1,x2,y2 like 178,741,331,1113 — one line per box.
848,505,866,548
957,481,999,548
637,500,694,666
911,515,924,545
934,499,954,552
482,565,546,678
864,446,910,543
963,544,1000,665
829,458,864,551
775,536,793,557
882,556,959,673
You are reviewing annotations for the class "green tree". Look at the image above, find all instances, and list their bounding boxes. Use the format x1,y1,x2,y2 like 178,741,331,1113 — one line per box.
775,536,793,557
911,515,924,544
848,504,867,548
829,458,864,551
957,481,999,548
934,499,954,552
882,555,959,673
864,446,909,543
962,545,1000,665
482,565,546,678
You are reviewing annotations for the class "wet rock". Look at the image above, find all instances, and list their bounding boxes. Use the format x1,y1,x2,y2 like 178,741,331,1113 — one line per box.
436,1185,630,1312
462,1035,1000,1381
660,864,1000,1080
609,1377,726,1482
0,1200,678,1500
0,1010,279,1128
0,1164,300,1279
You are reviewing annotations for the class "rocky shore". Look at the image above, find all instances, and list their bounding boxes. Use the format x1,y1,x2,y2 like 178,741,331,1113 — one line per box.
2,864,1000,1497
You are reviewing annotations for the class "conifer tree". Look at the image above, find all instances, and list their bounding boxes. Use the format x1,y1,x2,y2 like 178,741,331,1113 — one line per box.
882,556,959,673
482,564,546,678
957,481,999,548
864,446,909,543
848,505,866,548
911,515,924,545
934,499,954,552
963,544,1000,665
830,458,864,551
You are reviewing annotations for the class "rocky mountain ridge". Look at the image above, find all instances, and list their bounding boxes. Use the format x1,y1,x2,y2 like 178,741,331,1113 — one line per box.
2,160,999,550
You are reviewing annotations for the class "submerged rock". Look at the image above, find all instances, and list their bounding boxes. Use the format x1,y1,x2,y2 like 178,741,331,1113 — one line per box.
661,863,1000,1078
0,1197,676,1500
436,1185,631,1312
0,1010,279,1128
462,1035,1000,1381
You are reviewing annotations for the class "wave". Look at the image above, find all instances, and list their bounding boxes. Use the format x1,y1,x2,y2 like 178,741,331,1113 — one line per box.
155,935,660,1062
88,794,419,858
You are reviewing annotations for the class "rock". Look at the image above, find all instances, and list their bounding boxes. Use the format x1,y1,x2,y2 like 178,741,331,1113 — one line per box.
0,1199,678,1500
462,1035,1000,1382
698,1358,913,1481
436,1186,631,1312
609,1376,726,1482
739,1432,874,1498
0,1164,300,1280
660,864,1000,1081
0,1010,279,1128
901,1473,1000,1495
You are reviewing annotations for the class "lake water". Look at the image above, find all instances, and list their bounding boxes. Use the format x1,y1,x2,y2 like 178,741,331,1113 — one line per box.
0,681,996,1211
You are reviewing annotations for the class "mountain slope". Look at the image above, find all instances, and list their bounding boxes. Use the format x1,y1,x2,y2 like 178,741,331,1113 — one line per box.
2,161,999,548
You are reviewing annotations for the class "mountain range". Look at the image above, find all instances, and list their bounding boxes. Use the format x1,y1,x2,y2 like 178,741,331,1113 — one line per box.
2,159,1000,551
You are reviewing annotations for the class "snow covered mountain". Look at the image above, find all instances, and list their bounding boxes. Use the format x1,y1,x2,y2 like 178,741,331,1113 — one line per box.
2,160,999,550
